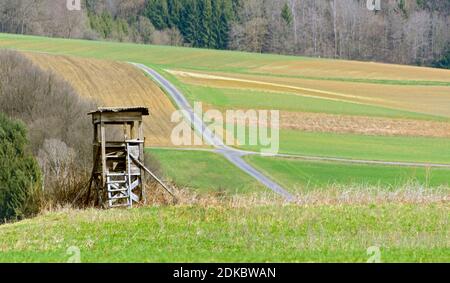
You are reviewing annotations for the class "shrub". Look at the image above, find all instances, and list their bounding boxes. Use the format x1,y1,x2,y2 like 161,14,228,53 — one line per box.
432,45,450,69
0,113,41,222
37,139,90,207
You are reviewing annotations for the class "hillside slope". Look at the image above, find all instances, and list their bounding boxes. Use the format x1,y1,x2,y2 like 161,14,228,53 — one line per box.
1,34,448,82
24,52,177,147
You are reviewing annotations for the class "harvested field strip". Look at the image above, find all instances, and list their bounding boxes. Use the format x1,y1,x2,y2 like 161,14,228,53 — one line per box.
168,69,450,118
236,70,450,87
277,112,450,138
253,59,450,82
245,155,450,191
24,52,178,147
200,104,450,138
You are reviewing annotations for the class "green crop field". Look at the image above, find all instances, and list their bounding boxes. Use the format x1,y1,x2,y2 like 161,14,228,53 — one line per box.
149,148,264,194
246,156,450,191
0,204,448,263
239,130,450,164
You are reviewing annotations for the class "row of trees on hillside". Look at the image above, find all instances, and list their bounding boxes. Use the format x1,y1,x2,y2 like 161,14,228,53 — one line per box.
144,0,237,49
0,0,88,38
230,0,450,66
0,0,449,67
84,0,238,48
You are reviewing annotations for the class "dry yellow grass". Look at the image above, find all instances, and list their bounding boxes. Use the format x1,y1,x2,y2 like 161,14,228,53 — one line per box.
24,52,181,147
278,111,450,138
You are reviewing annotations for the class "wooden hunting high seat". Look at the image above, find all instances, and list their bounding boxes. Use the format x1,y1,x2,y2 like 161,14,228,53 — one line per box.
88,107,149,208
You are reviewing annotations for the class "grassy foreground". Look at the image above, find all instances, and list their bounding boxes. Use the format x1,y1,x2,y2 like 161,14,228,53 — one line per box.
0,203,448,263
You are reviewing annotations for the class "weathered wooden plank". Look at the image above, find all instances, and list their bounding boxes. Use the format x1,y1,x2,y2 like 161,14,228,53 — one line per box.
101,122,107,187
92,112,143,124
138,120,147,204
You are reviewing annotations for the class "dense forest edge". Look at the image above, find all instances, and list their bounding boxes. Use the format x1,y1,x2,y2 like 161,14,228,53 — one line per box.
0,0,449,68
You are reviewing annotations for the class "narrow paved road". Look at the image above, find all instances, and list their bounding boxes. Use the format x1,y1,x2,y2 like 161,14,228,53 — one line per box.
131,63,295,201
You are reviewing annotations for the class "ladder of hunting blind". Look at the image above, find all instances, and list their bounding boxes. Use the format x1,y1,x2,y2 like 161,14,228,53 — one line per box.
106,143,140,208
106,142,175,208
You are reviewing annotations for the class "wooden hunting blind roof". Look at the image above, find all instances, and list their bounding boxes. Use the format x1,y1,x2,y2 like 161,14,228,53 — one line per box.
88,107,150,116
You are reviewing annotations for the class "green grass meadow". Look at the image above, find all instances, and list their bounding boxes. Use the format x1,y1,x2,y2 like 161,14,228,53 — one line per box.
238,130,450,164
0,204,448,263
148,148,264,194
246,156,450,192
2,32,450,166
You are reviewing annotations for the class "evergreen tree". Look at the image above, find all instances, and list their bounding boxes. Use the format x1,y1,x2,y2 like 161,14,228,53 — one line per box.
199,0,213,48
167,0,183,28
217,0,232,49
210,0,222,48
432,45,450,69
281,2,293,26
145,0,169,30
181,0,200,46
231,0,243,22
97,11,114,38
0,113,41,222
